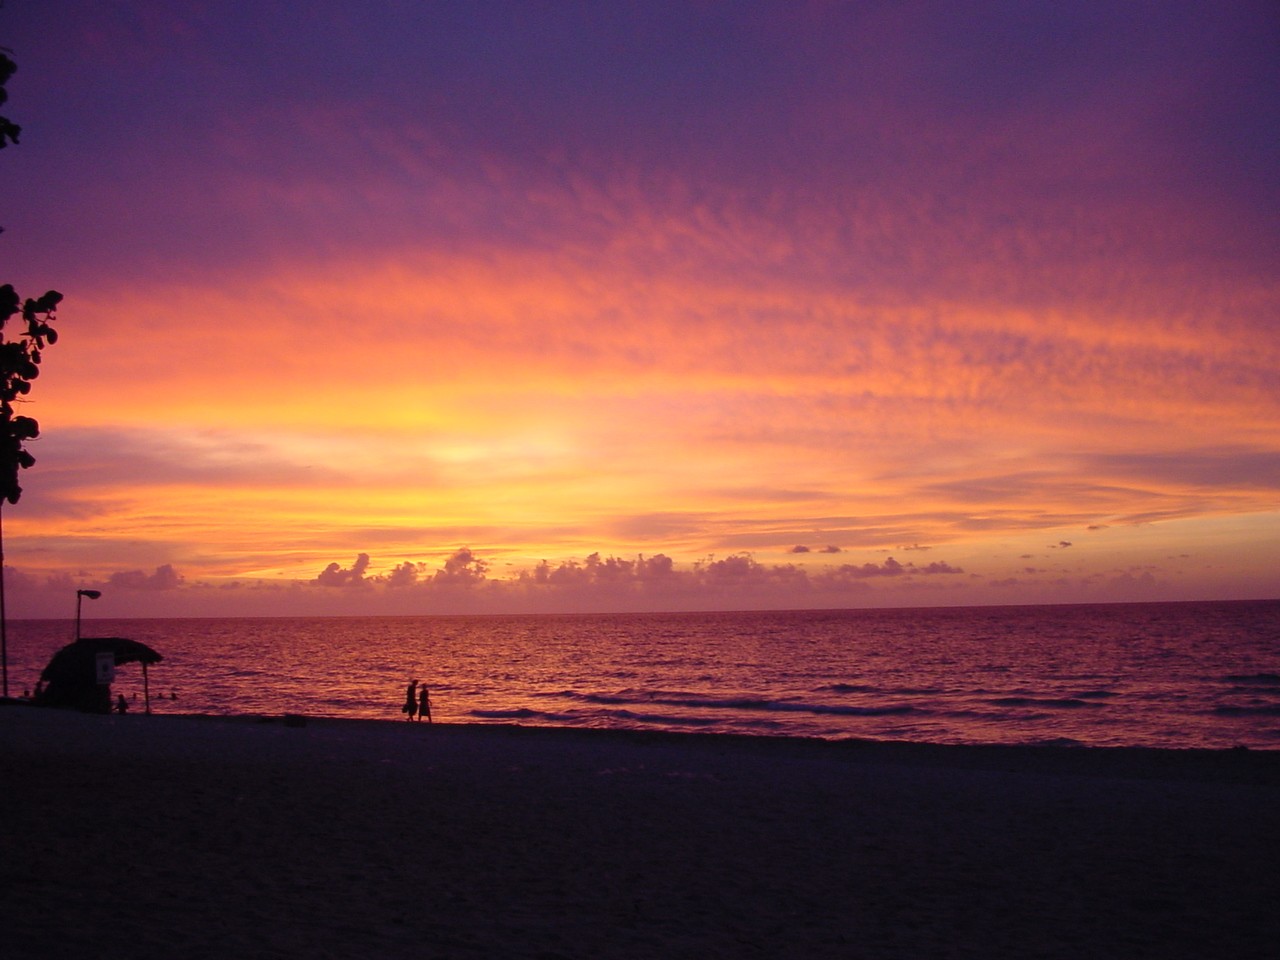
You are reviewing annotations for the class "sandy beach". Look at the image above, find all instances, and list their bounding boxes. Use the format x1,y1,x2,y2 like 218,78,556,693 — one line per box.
2,707,1277,959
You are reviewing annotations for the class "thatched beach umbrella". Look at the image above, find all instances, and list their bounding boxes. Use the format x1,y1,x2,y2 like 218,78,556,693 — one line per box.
37,636,163,714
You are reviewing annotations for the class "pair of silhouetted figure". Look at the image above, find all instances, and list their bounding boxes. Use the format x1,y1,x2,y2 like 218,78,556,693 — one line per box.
402,680,432,723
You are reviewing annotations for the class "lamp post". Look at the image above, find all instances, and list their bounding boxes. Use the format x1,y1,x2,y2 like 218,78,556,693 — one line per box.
75,589,101,641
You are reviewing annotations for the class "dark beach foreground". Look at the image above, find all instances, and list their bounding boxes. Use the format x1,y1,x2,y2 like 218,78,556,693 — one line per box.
2,708,1277,959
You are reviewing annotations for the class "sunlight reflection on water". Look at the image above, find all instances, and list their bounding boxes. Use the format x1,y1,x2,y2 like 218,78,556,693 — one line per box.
7,601,1279,749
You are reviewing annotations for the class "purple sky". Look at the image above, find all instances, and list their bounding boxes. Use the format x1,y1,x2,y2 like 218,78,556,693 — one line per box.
2,1,1278,617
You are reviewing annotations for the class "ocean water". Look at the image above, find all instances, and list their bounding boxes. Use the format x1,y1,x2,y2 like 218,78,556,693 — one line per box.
6,600,1279,749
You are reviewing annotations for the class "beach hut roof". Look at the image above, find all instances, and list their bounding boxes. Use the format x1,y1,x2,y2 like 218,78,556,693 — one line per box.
37,636,164,713
39,637,163,689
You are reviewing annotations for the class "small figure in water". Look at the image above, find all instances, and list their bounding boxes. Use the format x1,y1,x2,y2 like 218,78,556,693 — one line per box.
402,679,418,721
116,693,129,714
418,683,432,724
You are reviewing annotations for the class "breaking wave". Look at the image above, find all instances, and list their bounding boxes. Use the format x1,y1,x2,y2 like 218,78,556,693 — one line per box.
1224,673,1280,686
985,697,1105,709
1213,704,1280,717
557,689,919,718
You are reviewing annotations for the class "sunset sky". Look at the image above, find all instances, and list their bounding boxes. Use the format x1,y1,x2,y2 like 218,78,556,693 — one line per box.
2,1,1277,618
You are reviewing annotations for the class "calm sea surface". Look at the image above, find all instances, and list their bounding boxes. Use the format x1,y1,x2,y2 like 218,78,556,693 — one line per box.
7,601,1280,749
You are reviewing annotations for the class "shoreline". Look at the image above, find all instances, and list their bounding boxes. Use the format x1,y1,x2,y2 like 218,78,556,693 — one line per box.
5,700,1278,781
4,708,1279,958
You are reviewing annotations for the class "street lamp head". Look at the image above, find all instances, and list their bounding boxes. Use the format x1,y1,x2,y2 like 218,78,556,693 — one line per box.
78,589,102,600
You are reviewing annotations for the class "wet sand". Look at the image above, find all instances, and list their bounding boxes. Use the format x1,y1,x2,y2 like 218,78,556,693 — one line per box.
2,707,1277,959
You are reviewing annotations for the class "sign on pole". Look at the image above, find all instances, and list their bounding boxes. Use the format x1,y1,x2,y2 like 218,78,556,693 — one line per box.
95,652,115,685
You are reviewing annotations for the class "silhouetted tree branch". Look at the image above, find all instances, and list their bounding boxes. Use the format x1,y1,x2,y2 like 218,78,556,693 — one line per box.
0,285,60,502
1,42,63,696
0,48,20,149
1,46,61,502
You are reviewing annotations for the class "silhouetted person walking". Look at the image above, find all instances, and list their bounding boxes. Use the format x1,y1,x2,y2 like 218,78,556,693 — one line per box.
402,679,418,721
418,683,432,723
